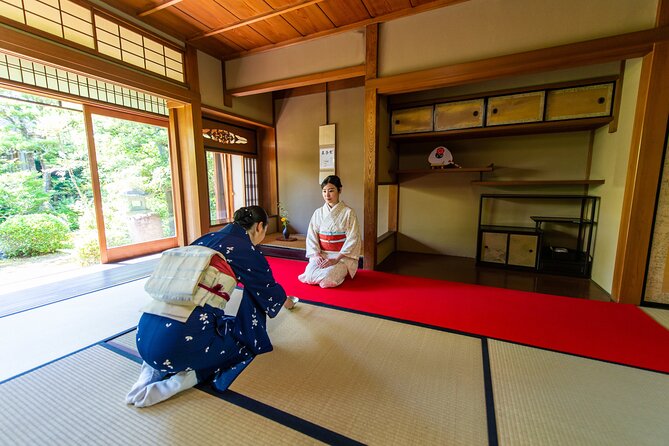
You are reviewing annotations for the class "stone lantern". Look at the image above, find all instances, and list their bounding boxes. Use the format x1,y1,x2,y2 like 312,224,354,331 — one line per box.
122,189,163,243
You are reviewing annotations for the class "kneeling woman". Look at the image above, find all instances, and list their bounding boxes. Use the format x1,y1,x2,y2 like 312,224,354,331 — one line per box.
126,206,294,407
298,175,361,288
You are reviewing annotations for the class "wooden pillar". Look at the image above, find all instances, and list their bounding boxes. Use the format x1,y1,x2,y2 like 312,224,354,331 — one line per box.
363,23,379,270
168,44,208,243
612,43,669,303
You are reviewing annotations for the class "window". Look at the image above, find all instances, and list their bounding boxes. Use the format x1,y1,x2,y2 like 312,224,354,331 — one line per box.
202,116,258,226
0,1,185,82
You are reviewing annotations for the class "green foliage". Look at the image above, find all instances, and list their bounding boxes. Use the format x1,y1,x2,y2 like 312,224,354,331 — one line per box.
0,90,173,255
0,213,70,258
73,230,100,266
0,171,52,223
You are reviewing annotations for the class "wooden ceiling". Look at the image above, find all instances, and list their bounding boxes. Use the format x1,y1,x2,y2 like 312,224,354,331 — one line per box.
100,0,466,60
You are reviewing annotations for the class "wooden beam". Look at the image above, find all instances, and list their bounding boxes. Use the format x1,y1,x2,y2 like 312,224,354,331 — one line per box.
201,105,273,128
221,59,233,107
368,26,669,95
611,41,669,305
658,0,669,26
365,24,378,80
363,23,379,270
258,127,279,222
363,85,379,270
138,0,183,17
228,64,366,96
189,0,326,41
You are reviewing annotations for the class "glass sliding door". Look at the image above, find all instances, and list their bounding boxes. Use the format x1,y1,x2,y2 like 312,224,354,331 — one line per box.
84,106,177,262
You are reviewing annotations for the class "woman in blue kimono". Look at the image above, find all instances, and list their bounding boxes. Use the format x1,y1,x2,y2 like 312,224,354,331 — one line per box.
126,206,296,407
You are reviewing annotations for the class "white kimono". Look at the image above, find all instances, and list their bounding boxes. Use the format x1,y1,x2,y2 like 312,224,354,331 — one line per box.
298,201,362,288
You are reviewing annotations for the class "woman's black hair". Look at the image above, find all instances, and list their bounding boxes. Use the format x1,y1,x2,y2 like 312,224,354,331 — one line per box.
233,205,268,230
321,175,342,192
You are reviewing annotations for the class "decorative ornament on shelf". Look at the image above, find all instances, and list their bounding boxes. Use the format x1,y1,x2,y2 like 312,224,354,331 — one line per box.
428,146,461,169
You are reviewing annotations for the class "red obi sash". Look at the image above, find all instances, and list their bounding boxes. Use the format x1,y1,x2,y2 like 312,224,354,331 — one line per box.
199,254,237,301
319,232,346,252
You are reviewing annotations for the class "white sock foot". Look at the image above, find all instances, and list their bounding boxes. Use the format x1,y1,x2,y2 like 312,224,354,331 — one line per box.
126,362,161,404
133,370,198,408
319,279,339,288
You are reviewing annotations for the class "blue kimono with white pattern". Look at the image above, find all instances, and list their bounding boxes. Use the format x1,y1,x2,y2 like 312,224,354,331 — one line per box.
136,223,287,392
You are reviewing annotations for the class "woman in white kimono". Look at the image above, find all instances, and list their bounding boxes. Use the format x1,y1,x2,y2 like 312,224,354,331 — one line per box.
298,175,361,288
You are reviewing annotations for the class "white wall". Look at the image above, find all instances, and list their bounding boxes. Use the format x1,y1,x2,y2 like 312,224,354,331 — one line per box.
589,58,643,293
225,31,365,89
377,185,389,236
379,0,658,76
197,50,273,124
398,132,593,257
275,87,365,236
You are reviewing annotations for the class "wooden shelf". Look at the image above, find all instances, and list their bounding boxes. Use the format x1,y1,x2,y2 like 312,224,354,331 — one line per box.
395,166,494,175
390,117,613,141
471,179,605,186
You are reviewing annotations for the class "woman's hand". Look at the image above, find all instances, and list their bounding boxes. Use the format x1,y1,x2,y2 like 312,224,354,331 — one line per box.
315,254,328,267
319,258,339,268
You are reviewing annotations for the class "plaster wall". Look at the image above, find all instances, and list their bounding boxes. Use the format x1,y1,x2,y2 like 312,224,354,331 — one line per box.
274,87,365,236
197,50,273,124
379,0,658,76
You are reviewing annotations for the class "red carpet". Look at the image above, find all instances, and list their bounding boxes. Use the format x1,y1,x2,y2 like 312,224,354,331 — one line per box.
268,257,669,373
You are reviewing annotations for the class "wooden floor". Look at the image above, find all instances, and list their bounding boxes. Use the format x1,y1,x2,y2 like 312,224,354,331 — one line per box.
376,251,611,301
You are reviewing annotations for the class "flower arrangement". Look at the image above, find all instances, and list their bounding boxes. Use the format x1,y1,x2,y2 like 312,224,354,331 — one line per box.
277,202,289,230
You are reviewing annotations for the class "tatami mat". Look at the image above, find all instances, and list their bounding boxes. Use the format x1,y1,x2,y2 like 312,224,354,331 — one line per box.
0,345,322,445
109,329,138,351
109,304,489,445
232,304,489,446
488,340,669,446
642,307,669,331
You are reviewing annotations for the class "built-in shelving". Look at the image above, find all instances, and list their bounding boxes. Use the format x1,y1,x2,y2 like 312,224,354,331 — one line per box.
389,117,613,141
472,179,605,186
395,166,494,175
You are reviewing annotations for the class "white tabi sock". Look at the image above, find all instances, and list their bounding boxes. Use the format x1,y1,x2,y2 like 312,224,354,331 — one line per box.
132,370,198,408
125,362,162,404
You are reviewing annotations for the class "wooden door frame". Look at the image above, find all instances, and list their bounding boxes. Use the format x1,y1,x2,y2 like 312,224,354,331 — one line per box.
83,104,178,263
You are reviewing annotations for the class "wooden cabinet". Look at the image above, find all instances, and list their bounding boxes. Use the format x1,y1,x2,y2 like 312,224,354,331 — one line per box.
389,78,616,136
545,82,614,121
434,99,484,131
478,227,540,269
507,234,539,267
486,91,545,126
480,231,507,263
391,106,433,134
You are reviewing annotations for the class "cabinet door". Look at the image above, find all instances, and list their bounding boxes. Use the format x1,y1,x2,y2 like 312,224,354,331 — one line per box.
545,83,614,121
480,232,507,263
507,234,538,268
391,106,434,134
486,91,545,126
434,99,484,131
